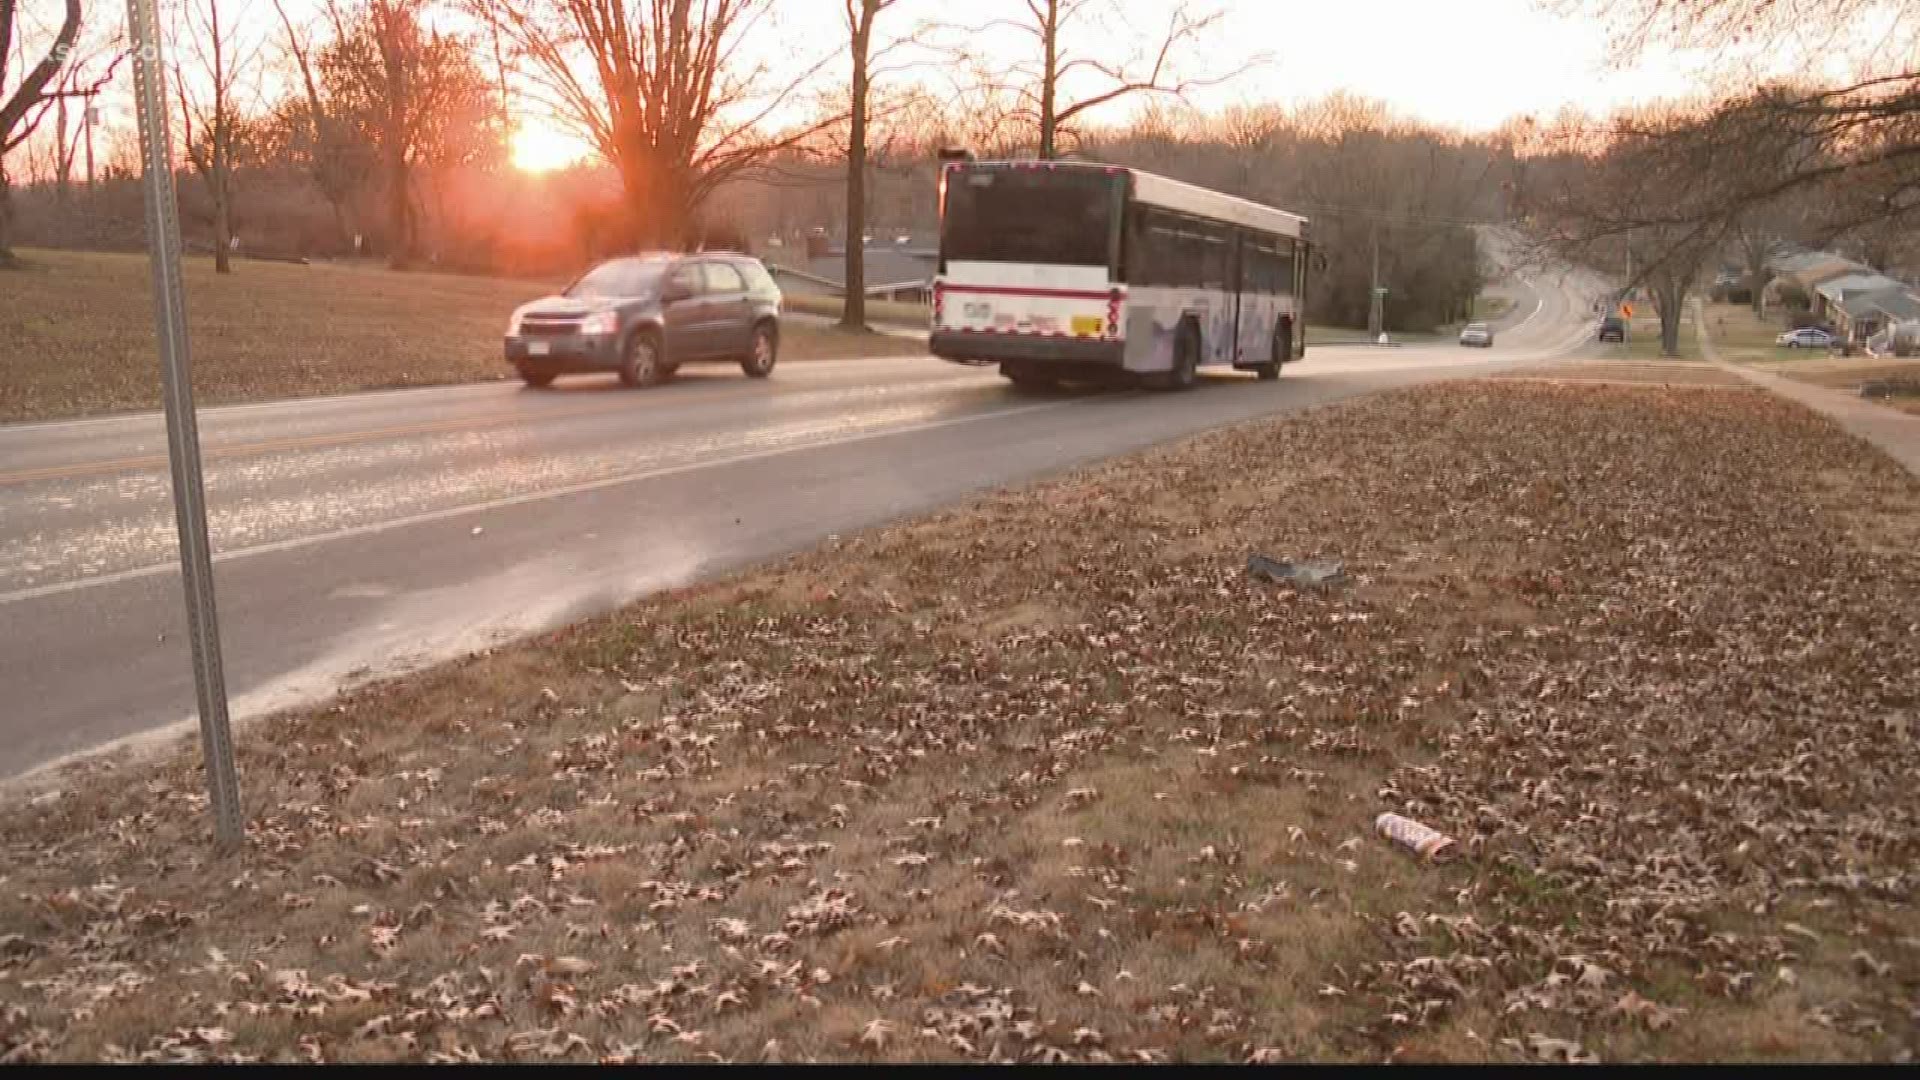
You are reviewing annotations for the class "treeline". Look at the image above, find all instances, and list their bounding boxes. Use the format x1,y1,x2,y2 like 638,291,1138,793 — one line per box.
6,0,1512,331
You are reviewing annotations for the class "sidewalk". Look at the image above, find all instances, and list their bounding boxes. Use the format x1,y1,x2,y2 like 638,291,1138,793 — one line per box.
1698,301,1920,479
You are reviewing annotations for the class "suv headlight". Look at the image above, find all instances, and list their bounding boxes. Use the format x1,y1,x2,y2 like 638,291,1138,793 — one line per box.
581,310,620,336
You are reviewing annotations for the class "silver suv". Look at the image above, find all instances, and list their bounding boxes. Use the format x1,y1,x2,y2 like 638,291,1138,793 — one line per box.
505,252,783,388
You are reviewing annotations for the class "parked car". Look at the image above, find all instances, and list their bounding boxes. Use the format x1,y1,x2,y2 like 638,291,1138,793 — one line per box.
1597,315,1626,343
504,253,783,388
1458,322,1494,348
1775,327,1835,350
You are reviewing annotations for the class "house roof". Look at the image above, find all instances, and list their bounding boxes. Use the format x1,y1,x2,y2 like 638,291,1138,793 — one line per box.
1816,272,1907,303
798,249,937,287
1840,287,1920,322
1788,256,1873,290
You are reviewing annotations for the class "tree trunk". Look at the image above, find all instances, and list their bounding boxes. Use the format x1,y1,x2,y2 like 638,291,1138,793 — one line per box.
1038,0,1058,159
1747,250,1768,319
615,145,689,252
0,165,17,268
841,5,872,331
213,172,233,274
386,142,412,269
1656,280,1684,358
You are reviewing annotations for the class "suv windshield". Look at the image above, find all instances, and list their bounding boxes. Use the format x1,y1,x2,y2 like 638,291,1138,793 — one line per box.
566,259,667,299
941,166,1120,268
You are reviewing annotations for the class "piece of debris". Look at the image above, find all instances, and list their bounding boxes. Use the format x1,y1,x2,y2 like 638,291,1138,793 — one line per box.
1247,554,1347,588
1375,812,1458,863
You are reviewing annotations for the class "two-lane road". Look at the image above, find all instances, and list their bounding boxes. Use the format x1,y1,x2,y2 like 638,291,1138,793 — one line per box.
0,267,1599,780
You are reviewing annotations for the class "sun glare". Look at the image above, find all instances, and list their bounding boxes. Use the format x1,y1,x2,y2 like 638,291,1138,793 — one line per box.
511,122,592,174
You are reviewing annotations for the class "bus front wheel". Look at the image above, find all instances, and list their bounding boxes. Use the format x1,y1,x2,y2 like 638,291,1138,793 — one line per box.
1255,320,1290,380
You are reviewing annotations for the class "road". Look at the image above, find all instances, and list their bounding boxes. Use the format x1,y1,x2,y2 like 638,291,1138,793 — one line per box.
0,266,1599,781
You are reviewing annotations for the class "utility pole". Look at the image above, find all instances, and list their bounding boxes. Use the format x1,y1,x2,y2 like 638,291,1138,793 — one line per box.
1368,222,1385,343
127,0,246,852
85,104,98,188
55,94,70,202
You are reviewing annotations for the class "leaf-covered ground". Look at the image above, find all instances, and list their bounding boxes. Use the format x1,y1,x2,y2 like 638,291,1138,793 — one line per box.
2,380,1915,1063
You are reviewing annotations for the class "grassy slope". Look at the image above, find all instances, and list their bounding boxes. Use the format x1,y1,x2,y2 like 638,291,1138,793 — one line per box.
2,380,1914,1064
0,250,925,423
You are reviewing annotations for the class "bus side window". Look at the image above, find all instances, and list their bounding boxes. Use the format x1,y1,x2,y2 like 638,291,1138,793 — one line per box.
1199,221,1230,290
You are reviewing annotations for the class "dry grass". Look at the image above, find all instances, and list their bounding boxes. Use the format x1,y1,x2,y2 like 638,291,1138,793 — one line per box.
1757,358,1920,417
0,249,925,423
2,381,1916,1063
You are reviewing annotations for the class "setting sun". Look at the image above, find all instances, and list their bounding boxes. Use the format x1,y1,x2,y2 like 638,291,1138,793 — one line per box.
511,121,594,174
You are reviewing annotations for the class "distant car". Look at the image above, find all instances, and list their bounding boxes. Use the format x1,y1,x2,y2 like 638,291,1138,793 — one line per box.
504,253,783,388
1458,322,1494,348
1776,327,1835,349
1597,315,1627,343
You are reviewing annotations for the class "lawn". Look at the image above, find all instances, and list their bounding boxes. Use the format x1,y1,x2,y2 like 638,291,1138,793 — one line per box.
1701,303,1787,363
1472,295,1514,322
1609,309,1702,361
0,249,926,424
778,294,931,328
3,379,1915,1064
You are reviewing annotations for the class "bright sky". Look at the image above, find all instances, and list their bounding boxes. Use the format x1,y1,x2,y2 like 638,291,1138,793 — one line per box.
21,0,1854,175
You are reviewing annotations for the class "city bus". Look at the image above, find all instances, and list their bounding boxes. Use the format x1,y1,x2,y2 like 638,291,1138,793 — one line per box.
930,157,1311,390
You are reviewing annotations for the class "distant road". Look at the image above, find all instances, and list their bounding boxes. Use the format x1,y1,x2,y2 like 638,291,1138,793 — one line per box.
0,266,1598,780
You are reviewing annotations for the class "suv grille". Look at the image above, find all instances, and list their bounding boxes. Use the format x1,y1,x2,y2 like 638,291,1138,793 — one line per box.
520,316,581,336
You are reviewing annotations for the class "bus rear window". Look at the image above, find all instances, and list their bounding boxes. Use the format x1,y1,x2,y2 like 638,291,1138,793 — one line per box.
941,168,1119,268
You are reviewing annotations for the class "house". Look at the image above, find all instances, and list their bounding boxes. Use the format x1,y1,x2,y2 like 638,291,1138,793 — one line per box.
1834,286,1920,345
1813,271,1907,321
1763,251,1873,311
765,246,937,303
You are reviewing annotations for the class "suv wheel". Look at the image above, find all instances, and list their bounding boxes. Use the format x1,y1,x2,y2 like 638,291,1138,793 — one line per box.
619,331,666,388
741,322,778,378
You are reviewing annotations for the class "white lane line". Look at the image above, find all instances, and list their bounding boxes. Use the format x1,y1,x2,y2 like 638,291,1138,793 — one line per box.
1505,273,1549,336
0,397,1081,606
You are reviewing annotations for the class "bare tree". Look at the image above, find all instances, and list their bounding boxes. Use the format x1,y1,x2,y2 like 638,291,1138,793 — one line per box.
1,0,83,265
475,0,842,250
318,0,476,269
171,0,264,272
954,0,1256,159
1565,0,1920,242
270,0,371,251
1532,107,1726,357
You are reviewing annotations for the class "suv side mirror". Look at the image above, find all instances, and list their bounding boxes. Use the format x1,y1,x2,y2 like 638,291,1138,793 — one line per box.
663,278,693,303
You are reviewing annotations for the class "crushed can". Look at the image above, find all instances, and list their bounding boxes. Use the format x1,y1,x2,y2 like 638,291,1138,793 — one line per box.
1375,812,1457,863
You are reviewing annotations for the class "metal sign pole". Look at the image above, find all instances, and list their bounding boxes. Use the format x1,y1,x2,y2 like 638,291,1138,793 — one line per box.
126,0,245,850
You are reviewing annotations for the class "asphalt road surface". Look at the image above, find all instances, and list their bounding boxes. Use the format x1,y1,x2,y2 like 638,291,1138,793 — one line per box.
0,266,1601,781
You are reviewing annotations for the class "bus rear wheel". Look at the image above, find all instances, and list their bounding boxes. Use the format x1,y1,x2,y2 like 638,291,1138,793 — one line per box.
1153,323,1200,391
1002,362,1058,392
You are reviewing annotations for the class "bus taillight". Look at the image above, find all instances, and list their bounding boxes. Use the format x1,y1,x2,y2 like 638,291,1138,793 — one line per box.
1107,288,1123,338
932,281,945,324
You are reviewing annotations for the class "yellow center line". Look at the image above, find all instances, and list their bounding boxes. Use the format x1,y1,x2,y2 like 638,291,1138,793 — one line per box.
0,396,672,487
